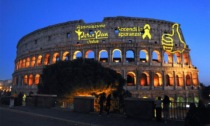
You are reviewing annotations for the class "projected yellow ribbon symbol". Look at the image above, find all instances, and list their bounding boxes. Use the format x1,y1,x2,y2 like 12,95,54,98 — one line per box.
142,24,151,39
161,23,186,53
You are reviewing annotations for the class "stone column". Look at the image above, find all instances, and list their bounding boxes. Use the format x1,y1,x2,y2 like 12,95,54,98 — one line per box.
49,52,54,64
172,54,174,67
138,69,142,89
135,47,139,64
190,72,193,87
82,50,85,58
122,47,126,63
181,53,184,67
183,71,186,90
149,47,152,66
70,47,73,60
173,71,176,90
109,48,112,63
196,73,199,86
162,70,165,90
136,69,139,90
95,48,98,61
123,69,127,89
18,76,21,86
161,49,164,66
150,71,154,90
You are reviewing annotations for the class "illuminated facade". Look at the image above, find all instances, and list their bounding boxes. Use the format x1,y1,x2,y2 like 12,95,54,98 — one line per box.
13,16,199,102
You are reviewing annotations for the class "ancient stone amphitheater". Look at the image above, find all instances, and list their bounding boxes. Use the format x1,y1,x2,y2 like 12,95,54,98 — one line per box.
13,16,199,102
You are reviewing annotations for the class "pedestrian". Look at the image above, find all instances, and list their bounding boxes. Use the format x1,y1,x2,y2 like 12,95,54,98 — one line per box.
155,96,162,122
17,92,23,106
98,92,106,116
197,100,210,126
106,94,112,115
162,95,171,123
185,103,197,126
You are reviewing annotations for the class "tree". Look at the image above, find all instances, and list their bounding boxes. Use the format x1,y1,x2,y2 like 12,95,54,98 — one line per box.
38,58,125,99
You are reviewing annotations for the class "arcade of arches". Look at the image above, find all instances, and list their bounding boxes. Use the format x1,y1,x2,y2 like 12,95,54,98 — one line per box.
14,48,199,87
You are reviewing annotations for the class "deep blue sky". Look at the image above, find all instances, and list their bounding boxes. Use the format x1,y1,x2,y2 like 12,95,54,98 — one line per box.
0,0,210,85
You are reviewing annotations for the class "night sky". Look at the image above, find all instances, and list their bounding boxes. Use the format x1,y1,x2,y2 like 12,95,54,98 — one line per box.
0,0,209,85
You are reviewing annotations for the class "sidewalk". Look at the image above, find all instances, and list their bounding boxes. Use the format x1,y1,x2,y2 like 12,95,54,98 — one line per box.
0,105,184,126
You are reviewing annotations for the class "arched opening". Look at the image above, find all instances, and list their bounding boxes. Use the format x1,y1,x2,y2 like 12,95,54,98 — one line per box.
19,60,22,69
186,74,191,86
85,50,95,60
164,52,172,64
26,57,30,67
126,50,135,62
16,62,19,70
24,75,28,84
166,75,170,86
29,74,33,85
173,54,177,64
35,74,40,85
166,74,173,86
174,53,181,64
187,97,194,103
164,52,168,63
73,51,82,59
139,50,148,62
177,97,185,102
127,72,136,86
99,50,108,62
31,56,36,67
140,72,150,86
44,54,50,65
112,49,122,63
37,55,42,66
22,59,26,68
52,53,60,63
176,73,183,86
62,51,70,61
152,50,161,63
183,53,189,65
192,73,198,86
176,75,180,86
154,73,162,87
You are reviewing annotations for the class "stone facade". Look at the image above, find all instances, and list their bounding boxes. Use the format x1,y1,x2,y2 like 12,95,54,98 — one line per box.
12,16,199,102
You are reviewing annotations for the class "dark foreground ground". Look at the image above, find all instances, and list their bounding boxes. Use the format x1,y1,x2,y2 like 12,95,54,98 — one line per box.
0,105,184,126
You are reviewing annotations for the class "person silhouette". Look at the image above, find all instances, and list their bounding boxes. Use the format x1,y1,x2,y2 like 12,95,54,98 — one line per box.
162,95,171,123
106,94,112,115
98,92,106,116
155,96,162,122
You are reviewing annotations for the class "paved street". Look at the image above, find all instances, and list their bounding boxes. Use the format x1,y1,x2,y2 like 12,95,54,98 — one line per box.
0,105,184,126
0,107,88,126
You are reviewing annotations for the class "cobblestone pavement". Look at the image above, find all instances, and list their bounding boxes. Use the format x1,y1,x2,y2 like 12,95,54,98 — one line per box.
0,105,184,126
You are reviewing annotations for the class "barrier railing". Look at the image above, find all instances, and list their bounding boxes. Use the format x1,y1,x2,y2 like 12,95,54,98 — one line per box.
169,102,197,120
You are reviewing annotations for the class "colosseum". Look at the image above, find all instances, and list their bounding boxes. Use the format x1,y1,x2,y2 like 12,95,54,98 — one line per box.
13,16,200,102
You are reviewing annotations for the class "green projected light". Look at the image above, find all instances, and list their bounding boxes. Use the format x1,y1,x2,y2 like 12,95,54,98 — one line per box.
161,23,186,53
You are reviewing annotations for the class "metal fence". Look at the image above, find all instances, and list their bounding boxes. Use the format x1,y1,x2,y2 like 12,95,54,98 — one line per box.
169,102,197,120
58,99,195,120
